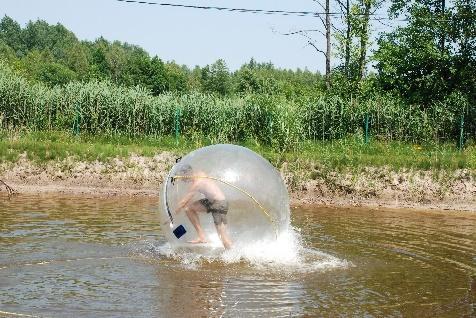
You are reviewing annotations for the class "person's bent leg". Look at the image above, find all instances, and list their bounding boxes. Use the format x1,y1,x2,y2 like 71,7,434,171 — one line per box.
215,223,232,249
186,203,207,243
213,213,232,249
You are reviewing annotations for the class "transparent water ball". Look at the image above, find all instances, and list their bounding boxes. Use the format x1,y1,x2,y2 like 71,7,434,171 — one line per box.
158,144,290,249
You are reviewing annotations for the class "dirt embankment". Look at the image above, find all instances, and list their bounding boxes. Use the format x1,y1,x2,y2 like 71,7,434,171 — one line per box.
1,152,476,212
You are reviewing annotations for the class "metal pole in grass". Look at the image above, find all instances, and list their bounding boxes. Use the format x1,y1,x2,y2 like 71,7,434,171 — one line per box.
322,110,325,141
364,113,370,144
73,102,80,136
175,107,181,145
458,113,464,151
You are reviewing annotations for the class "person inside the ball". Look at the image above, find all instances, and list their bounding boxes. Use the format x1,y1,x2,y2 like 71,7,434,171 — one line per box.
174,164,233,249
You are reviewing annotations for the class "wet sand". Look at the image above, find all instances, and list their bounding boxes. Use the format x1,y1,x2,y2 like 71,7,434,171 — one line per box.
4,182,475,213
1,153,475,212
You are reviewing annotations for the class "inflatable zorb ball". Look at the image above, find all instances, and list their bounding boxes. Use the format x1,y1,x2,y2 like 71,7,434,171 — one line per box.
159,144,290,248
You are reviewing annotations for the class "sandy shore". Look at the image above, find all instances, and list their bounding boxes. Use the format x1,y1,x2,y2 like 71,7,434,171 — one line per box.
2,153,476,212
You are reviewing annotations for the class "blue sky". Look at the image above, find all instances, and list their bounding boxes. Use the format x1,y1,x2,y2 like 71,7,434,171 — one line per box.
0,0,390,73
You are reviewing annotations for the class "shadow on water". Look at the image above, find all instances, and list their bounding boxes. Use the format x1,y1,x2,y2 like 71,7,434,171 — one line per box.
0,194,475,317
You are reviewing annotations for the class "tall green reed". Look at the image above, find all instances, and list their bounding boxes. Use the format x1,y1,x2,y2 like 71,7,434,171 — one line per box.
0,63,471,149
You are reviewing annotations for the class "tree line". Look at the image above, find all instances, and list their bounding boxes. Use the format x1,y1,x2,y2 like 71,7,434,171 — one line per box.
0,0,474,117
0,15,323,99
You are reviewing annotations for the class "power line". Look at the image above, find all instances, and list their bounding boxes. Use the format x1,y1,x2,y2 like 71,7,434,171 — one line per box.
115,0,408,20
115,0,341,17
114,0,413,25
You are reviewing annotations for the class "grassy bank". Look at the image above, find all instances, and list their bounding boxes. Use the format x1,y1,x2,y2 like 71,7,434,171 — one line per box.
1,130,475,171
2,131,475,211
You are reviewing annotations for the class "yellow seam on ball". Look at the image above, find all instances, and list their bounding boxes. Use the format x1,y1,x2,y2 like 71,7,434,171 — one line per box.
173,175,278,238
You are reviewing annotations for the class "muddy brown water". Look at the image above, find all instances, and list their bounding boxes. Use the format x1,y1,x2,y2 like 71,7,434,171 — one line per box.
0,194,475,317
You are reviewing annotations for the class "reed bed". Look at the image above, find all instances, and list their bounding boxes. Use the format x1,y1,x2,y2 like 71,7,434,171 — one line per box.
0,63,472,149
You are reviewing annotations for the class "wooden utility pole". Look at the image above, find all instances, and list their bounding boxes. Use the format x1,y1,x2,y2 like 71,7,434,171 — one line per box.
358,0,371,82
440,0,445,53
282,0,332,85
325,0,331,88
345,0,351,77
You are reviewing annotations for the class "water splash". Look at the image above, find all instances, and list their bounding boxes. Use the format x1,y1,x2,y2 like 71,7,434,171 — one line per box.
133,227,351,273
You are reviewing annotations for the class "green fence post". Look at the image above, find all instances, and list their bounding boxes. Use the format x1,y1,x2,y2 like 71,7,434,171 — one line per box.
321,110,325,141
364,113,370,144
175,107,181,146
458,113,464,151
73,102,80,136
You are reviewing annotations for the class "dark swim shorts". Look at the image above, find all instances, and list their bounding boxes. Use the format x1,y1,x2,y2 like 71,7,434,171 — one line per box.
199,198,229,225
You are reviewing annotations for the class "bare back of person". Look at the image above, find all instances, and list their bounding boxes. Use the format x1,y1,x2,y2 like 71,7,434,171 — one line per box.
193,172,226,202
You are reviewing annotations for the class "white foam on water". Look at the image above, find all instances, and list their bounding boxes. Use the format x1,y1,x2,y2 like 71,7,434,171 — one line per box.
133,227,352,273
220,227,351,272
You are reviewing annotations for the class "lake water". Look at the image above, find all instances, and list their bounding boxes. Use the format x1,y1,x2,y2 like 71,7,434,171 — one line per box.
0,194,475,317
